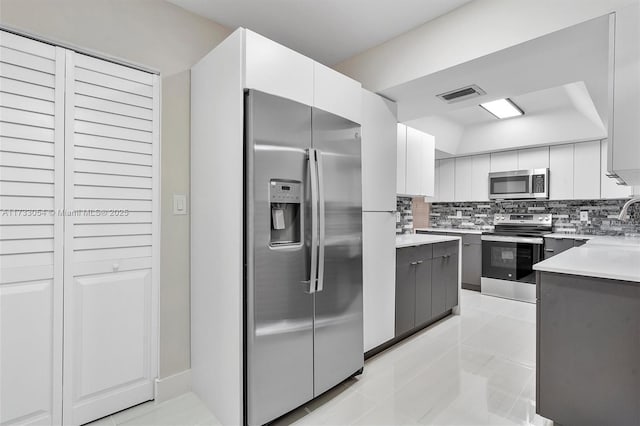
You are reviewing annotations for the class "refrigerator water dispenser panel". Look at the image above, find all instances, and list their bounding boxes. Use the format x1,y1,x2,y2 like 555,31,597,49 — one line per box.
269,180,302,246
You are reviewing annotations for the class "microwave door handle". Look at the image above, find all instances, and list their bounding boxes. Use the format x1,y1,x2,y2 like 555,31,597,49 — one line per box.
305,148,318,294
316,150,326,293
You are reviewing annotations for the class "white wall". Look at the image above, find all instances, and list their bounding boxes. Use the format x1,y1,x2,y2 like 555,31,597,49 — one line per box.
334,0,639,92
0,0,231,379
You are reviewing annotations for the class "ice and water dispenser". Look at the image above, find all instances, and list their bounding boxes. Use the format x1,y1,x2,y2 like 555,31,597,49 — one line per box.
269,180,301,246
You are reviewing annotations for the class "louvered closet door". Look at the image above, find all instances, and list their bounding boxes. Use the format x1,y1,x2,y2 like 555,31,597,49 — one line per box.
0,31,64,426
63,51,159,425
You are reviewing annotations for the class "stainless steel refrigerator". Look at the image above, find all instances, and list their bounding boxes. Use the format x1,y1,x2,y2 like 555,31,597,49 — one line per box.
244,90,364,426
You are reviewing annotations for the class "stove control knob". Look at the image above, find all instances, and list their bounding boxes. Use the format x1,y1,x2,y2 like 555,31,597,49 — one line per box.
539,217,544,221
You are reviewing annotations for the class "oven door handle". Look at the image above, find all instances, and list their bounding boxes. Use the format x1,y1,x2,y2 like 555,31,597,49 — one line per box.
481,235,544,245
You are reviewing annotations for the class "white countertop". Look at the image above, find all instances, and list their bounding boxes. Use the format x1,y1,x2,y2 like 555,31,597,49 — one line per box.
534,243,640,283
396,234,461,248
586,235,640,247
415,227,484,235
545,233,594,240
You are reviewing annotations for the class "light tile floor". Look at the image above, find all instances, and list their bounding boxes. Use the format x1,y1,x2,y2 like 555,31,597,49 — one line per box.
89,290,552,426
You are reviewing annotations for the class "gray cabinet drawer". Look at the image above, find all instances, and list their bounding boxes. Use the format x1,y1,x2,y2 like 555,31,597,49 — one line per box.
544,238,575,259
462,234,481,245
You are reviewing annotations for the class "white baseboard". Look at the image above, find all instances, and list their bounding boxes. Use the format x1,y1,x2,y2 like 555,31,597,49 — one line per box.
154,369,191,403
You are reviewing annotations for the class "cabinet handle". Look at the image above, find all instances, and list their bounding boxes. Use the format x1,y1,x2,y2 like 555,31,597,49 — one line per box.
410,261,418,265
416,260,423,264
544,249,554,252
463,243,471,246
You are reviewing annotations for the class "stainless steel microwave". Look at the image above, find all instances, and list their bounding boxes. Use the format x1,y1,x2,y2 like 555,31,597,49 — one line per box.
488,168,549,200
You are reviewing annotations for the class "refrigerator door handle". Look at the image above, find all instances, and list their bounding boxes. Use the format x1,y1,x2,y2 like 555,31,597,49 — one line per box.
316,149,326,293
305,148,319,294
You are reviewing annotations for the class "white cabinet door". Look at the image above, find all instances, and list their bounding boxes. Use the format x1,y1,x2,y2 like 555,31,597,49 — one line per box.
396,124,407,195
490,150,518,172
362,212,396,352
573,141,601,199
454,156,472,202
361,90,397,211
471,154,491,201
244,30,314,107
431,159,441,202
438,158,455,202
62,52,159,425
314,62,361,123
0,32,64,426
600,140,632,199
518,146,549,169
405,126,423,196
421,132,435,197
549,144,574,200
610,3,640,185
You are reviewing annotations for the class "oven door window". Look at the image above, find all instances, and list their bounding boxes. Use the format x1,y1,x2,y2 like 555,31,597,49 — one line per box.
491,176,529,195
482,240,539,283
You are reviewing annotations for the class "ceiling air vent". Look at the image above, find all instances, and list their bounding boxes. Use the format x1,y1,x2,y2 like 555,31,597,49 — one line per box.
437,84,486,103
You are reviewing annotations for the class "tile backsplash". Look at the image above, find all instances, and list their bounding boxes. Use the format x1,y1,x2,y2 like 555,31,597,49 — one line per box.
397,197,640,236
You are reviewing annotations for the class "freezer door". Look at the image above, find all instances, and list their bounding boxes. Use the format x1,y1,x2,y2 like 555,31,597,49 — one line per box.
312,108,364,396
245,90,314,426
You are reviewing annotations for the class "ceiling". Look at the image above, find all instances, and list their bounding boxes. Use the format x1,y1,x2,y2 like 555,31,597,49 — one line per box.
387,14,611,156
167,0,473,65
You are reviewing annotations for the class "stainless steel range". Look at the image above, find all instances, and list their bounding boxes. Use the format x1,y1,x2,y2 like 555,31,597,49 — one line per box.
481,213,552,303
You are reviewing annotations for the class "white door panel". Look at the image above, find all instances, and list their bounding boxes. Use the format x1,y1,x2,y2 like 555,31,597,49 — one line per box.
362,212,396,352
490,150,518,172
63,50,158,425
74,270,151,397
454,156,472,202
517,146,549,169
396,124,407,195
0,32,63,426
471,154,491,201
549,144,574,200
361,90,396,211
573,141,601,199
0,281,55,425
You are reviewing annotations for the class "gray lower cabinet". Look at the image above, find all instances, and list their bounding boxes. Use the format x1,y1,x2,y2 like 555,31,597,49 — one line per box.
543,237,574,259
395,242,458,337
461,235,481,290
432,241,459,316
537,271,640,425
395,246,416,336
418,231,480,291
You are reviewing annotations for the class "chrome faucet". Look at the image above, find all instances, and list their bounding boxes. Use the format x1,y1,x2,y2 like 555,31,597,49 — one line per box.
618,197,640,221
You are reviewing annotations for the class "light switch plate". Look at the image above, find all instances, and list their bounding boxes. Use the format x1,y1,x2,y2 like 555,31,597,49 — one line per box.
580,211,588,222
173,194,187,215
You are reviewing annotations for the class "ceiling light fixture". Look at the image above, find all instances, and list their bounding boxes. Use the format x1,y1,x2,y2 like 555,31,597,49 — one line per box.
479,98,524,119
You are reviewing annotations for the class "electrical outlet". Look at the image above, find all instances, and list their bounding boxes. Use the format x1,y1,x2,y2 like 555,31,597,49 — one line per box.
456,210,462,218
580,211,588,222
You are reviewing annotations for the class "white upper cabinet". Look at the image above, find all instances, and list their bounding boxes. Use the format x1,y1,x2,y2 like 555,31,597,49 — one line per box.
454,156,472,202
549,144,574,200
244,30,362,123
600,140,633,199
405,126,423,196
314,62,361,124
573,141,601,199
397,124,435,197
396,124,407,195
518,146,549,169
608,3,640,185
432,159,441,202
244,30,314,107
361,90,397,211
421,132,435,197
438,158,455,202
490,150,518,172
471,154,491,201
